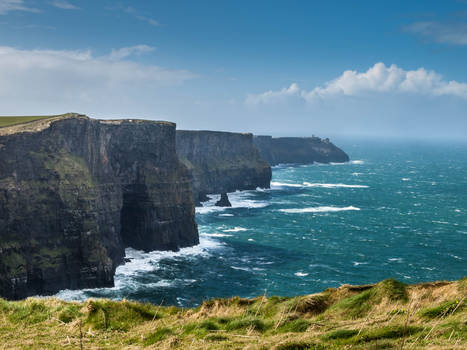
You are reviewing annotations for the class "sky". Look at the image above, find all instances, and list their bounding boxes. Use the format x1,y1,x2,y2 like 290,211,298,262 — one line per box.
1,0,467,139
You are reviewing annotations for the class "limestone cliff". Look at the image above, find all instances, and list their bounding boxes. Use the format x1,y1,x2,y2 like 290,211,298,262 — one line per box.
176,131,271,204
253,135,349,166
0,114,198,300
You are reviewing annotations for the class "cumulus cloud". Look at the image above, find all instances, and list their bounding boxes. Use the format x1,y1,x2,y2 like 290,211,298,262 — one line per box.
245,83,301,104
50,0,79,10
0,0,39,14
405,21,467,46
0,46,197,115
246,62,467,105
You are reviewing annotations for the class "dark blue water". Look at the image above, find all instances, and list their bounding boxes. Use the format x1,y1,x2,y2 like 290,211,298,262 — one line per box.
57,139,467,306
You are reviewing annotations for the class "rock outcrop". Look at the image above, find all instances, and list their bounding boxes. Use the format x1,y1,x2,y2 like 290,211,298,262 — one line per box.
215,193,232,207
176,131,271,204
0,114,198,300
253,135,349,165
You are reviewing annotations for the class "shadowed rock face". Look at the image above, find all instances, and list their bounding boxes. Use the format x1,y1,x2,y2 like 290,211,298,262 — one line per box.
215,193,232,207
253,136,349,166
176,130,271,204
0,114,198,300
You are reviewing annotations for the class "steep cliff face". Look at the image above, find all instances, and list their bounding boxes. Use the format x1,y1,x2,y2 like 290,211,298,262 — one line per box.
0,114,198,300
253,135,349,166
176,131,271,204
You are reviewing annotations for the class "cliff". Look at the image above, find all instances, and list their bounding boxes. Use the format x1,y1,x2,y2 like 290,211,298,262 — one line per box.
0,114,198,300
176,130,271,204
0,278,465,349
253,135,349,166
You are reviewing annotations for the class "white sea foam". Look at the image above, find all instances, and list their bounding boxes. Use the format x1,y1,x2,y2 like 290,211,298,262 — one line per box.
231,266,251,272
196,191,269,215
294,272,309,277
272,181,368,189
223,227,248,232
201,233,233,237
329,160,364,165
271,181,303,188
54,236,224,301
303,182,368,188
279,206,361,213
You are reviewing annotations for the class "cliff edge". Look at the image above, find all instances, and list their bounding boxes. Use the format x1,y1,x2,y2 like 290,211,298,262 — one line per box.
0,114,198,300
253,135,349,166
176,130,271,204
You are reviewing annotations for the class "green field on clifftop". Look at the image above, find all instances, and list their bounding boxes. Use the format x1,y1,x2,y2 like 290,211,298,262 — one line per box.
0,116,55,128
0,278,465,349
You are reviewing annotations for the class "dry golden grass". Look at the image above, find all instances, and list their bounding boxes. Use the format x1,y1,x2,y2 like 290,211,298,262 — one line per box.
0,278,465,349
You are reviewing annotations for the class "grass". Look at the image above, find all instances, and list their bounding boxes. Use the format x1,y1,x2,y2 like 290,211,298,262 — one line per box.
0,278,465,349
0,116,55,128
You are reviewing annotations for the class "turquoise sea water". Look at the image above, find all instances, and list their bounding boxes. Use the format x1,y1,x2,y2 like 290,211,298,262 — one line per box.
57,139,467,306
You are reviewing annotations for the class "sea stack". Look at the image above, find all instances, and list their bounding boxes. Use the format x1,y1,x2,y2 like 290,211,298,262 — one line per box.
215,193,232,207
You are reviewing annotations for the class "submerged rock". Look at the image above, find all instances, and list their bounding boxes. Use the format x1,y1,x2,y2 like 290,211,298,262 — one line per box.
0,113,199,300
215,193,232,207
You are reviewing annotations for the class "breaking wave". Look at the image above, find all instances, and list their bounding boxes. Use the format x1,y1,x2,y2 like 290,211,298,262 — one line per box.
279,206,361,213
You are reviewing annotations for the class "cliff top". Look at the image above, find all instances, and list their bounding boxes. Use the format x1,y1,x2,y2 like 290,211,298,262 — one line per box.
0,277,465,349
178,129,253,137
0,113,175,136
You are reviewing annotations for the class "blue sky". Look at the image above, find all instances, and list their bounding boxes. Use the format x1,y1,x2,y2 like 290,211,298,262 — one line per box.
1,0,467,138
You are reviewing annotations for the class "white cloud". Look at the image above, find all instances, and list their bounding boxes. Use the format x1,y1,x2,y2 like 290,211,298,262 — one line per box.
246,62,467,105
50,0,79,10
406,21,467,46
125,6,159,27
0,0,39,14
246,83,301,104
108,45,155,60
0,46,197,115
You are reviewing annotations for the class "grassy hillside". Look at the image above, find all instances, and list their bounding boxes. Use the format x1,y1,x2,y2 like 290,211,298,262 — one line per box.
0,278,465,349
0,116,56,128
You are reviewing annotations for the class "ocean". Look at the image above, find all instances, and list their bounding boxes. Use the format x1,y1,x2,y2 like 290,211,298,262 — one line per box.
56,138,467,306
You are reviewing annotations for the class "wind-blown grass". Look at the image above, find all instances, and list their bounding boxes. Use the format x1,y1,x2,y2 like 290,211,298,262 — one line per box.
0,278,465,349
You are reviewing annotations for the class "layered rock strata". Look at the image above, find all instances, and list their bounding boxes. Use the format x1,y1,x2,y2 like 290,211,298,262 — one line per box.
0,114,198,300
253,135,349,165
176,130,271,204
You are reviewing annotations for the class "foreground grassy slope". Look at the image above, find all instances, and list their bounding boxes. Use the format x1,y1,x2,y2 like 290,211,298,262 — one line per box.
0,278,465,349
0,116,56,128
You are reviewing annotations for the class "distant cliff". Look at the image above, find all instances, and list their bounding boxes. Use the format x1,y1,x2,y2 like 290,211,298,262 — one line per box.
253,135,349,166
0,114,198,300
176,131,271,204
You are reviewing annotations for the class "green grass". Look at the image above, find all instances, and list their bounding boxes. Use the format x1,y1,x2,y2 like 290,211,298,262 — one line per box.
0,116,55,128
419,300,462,319
144,327,173,345
0,278,465,349
359,325,423,342
323,329,359,340
327,279,408,319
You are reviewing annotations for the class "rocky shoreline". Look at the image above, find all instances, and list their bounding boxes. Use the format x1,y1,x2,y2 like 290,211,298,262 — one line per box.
0,114,349,300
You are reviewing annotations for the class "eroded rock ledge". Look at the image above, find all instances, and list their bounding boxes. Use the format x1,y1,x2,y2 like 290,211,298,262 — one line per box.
176,130,271,205
0,114,198,300
253,135,349,166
